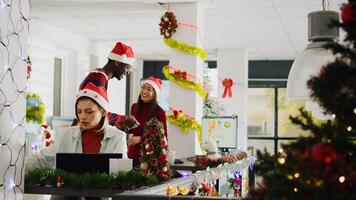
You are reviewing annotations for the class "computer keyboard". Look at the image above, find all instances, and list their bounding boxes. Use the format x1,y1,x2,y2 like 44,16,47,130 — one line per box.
174,159,184,164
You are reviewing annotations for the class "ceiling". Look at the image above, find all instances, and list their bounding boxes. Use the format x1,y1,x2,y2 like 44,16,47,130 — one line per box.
30,0,345,60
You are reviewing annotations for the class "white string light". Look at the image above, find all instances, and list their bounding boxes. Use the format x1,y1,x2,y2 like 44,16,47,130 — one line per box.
0,0,30,199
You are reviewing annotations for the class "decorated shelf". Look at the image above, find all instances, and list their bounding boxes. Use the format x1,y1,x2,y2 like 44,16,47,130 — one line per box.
133,157,256,196
25,157,256,198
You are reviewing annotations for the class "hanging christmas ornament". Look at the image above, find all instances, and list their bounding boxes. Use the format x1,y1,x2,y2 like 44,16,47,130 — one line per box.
341,3,356,23
159,11,178,38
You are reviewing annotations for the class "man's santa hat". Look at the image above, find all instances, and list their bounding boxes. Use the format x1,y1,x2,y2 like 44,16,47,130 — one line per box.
77,82,109,111
107,42,135,66
142,76,162,97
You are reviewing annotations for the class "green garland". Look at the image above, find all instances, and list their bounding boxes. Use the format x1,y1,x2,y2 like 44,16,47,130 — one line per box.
162,65,207,99
26,93,45,124
164,38,207,60
167,113,202,142
25,168,158,190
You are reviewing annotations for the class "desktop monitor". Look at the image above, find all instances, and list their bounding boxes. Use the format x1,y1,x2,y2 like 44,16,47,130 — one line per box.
202,116,238,152
56,153,122,174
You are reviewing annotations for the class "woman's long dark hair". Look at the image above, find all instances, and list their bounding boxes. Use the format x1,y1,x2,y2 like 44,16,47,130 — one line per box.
134,96,158,120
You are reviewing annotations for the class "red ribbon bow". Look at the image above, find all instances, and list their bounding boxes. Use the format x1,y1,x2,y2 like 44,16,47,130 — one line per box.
222,78,233,98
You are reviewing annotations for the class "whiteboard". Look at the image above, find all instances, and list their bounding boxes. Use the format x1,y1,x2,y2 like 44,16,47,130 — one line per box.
202,116,238,149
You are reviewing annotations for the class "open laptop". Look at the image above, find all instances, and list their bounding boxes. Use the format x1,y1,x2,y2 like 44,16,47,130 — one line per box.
56,153,122,174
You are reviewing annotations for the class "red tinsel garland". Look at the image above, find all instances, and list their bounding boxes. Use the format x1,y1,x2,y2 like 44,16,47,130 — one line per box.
140,118,171,181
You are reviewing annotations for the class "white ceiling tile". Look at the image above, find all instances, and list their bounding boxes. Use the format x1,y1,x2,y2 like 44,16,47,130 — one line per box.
225,7,279,20
31,0,339,60
213,0,272,8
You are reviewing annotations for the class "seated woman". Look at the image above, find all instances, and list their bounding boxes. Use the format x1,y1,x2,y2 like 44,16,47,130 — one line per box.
127,76,167,167
26,82,127,171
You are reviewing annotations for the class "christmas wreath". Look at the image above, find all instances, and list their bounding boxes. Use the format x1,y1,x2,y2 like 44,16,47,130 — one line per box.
159,11,178,38
194,151,248,168
140,118,171,181
26,92,45,124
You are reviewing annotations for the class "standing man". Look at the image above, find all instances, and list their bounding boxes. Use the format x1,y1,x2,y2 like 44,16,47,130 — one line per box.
74,41,139,131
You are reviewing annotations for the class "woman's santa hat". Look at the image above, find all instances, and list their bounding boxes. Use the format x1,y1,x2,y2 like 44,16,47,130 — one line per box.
77,82,109,111
142,76,162,97
107,42,135,66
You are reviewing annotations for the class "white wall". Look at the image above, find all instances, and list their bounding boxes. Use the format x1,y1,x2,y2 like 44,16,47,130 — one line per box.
28,19,128,123
95,42,128,115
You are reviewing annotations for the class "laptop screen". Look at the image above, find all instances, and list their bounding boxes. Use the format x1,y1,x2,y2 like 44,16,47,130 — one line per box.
56,153,122,174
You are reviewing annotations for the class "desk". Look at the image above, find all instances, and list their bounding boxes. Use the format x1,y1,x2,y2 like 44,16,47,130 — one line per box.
170,157,205,172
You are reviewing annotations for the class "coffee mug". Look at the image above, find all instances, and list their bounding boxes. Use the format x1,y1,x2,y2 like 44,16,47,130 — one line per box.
168,150,175,165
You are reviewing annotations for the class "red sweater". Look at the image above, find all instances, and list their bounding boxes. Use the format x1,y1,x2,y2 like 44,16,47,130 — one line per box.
127,103,167,159
82,129,104,153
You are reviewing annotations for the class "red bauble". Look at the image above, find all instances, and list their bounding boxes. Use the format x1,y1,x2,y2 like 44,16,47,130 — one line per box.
311,143,338,164
158,153,167,163
45,132,51,139
160,138,167,147
45,141,51,147
148,128,155,135
341,4,356,23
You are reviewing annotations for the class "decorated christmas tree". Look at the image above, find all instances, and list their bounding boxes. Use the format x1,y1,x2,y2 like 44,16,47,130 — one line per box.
247,1,356,199
203,63,225,117
140,118,171,182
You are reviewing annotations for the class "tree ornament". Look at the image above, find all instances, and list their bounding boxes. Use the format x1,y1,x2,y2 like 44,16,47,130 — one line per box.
341,4,356,23
311,143,338,164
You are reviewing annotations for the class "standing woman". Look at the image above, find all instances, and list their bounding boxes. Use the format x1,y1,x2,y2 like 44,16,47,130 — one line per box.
25,82,127,172
128,76,167,167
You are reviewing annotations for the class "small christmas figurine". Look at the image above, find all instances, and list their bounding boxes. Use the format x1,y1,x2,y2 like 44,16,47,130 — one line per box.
56,176,63,187
166,185,178,196
201,135,220,160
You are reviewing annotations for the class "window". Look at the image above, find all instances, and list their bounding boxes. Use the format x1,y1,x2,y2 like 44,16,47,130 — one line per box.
248,87,306,155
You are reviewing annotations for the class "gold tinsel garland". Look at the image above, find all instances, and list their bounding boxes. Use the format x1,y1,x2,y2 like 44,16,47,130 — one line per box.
162,65,207,99
164,38,207,60
167,111,202,142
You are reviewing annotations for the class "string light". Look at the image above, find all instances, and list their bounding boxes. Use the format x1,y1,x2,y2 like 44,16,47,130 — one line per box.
278,157,286,164
353,108,356,114
331,114,336,119
0,0,30,198
347,126,352,132
293,187,298,192
287,174,294,180
294,172,300,178
278,148,284,153
339,176,345,183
